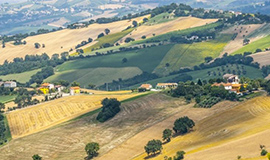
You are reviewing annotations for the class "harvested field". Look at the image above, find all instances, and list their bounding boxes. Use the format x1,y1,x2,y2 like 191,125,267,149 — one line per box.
250,51,270,67
221,24,263,55
132,96,270,160
119,17,218,43
0,93,190,160
0,16,147,64
6,92,144,139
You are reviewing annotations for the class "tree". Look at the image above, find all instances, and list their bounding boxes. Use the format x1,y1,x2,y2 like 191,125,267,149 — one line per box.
32,154,42,160
239,85,246,92
132,20,138,27
88,83,96,89
88,38,93,43
141,35,146,39
96,98,121,122
0,103,5,112
261,149,268,156
197,79,203,86
85,142,100,159
97,33,105,39
162,129,172,142
144,139,163,155
105,28,110,35
34,43,41,49
173,116,195,134
143,18,148,23
71,81,80,87
124,37,135,43
174,151,186,160
122,58,128,63
204,57,213,63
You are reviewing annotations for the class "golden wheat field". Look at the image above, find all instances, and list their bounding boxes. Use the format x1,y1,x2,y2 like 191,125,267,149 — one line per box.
7,92,144,139
0,16,147,64
118,17,218,43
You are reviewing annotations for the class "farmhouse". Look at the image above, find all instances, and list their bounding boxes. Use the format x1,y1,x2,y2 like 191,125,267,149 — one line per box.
156,83,178,89
212,82,232,90
4,81,17,88
55,85,65,92
39,83,55,94
212,82,248,94
70,86,80,95
139,84,153,90
223,74,239,84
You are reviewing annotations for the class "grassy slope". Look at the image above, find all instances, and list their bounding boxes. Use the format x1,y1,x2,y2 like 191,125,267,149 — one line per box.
0,95,17,103
82,28,134,54
0,69,41,83
57,44,173,73
47,45,173,86
232,35,270,54
46,67,143,87
144,12,176,25
154,34,232,75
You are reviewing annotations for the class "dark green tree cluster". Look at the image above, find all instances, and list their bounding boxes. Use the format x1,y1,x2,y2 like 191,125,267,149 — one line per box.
32,154,42,160
144,139,163,156
29,66,54,84
96,98,121,122
14,88,39,108
85,142,100,159
0,53,65,76
173,117,195,134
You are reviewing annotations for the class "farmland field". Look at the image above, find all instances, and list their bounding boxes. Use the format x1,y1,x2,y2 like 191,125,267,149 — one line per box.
0,69,41,83
6,92,146,139
56,44,173,73
120,17,218,42
45,67,143,87
0,93,191,160
250,51,270,67
128,96,270,160
154,34,232,75
232,35,270,55
81,28,134,54
0,95,17,103
0,15,147,64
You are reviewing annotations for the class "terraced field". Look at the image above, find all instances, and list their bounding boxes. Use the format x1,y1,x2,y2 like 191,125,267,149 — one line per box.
7,92,145,139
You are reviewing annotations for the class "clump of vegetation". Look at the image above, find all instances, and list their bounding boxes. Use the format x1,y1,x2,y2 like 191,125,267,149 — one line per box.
125,37,135,43
32,154,42,160
260,145,268,156
173,116,195,134
96,98,121,122
144,139,163,156
85,142,100,159
174,151,186,160
162,129,172,142
198,97,221,108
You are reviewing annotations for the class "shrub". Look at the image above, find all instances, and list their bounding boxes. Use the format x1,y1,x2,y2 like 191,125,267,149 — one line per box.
96,98,121,122
261,149,268,156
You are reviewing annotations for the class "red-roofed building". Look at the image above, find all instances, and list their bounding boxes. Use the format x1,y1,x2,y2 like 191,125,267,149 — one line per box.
139,84,153,90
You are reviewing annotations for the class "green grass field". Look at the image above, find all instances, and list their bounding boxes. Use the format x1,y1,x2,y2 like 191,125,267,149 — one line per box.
48,45,173,86
0,69,41,83
232,35,270,55
145,12,176,25
0,95,16,104
46,67,142,87
57,44,173,73
154,34,232,76
82,28,134,54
